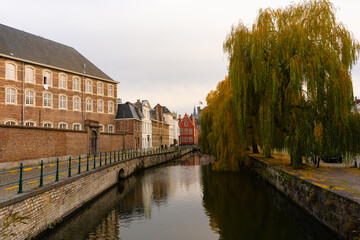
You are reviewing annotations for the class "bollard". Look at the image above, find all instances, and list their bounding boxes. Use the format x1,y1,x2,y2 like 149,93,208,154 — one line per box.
55,158,59,181
86,154,89,171
68,156,72,177
78,155,81,174
39,160,44,187
18,163,23,194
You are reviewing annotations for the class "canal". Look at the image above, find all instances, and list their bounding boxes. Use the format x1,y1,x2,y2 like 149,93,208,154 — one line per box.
39,153,337,240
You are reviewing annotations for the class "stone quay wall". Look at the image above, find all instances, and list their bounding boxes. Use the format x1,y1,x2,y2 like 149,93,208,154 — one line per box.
245,156,360,240
0,147,192,239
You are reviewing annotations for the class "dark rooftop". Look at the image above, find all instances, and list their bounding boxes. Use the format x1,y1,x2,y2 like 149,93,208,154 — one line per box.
0,24,114,81
115,102,143,120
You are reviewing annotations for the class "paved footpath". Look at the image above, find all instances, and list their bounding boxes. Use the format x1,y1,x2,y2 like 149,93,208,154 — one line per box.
249,153,360,204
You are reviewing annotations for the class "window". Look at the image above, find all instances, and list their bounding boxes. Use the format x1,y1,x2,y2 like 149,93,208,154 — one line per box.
43,123,52,128
25,67,34,83
108,125,114,133
6,63,16,80
86,80,92,93
59,123,67,129
73,97,80,111
180,128,183,134
59,95,66,109
97,83,103,95
97,100,103,113
184,122,188,127
189,137,193,142
185,128,188,135
99,124,104,132
108,102,114,114
43,93,52,107
108,85,113,97
185,137,188,142
25,122,35,127
6,88,16,104
5,121,17,125
73,77,80,91
180,137,183,143
189,128,192,135
86,99,92,112
59,74,67,89
43,71,51,86
25,91,35,106
73,123,81,130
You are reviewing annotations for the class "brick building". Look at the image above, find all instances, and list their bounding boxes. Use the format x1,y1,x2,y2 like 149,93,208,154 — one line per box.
151,104,170,148
178,113,198,145
0,24,117,131
115,102,143,149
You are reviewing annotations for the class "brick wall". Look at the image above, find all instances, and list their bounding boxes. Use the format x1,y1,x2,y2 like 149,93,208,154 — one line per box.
0,124,135,165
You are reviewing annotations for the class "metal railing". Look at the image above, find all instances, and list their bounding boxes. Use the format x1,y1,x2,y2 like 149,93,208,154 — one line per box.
0,145,189,195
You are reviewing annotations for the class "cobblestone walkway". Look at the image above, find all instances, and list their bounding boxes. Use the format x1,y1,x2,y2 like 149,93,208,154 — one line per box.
249,153,360,204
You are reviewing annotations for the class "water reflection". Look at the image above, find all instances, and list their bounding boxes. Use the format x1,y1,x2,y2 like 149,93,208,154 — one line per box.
40,153,337,240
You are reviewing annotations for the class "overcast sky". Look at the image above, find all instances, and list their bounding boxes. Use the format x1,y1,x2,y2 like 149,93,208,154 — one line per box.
0,0,359,115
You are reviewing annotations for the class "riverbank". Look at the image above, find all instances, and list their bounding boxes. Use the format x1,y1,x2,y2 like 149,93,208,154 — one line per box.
0,147,193,239
245,153,360,240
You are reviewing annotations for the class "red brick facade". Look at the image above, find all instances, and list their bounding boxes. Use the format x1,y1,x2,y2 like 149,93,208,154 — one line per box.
178,114,198,145
0,57,117,131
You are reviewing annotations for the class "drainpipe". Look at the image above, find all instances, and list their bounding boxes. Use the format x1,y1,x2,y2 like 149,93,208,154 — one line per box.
82,75,85,130
21,62,25,125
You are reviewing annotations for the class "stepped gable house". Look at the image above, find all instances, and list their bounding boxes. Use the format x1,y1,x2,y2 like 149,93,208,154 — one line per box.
0,24,131,164
178,113,198,145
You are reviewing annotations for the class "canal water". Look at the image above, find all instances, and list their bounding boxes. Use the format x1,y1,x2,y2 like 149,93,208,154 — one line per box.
40,153,337,240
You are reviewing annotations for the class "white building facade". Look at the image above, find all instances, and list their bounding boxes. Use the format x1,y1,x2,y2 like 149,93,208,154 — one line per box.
135,100,153,149
173,116,180,145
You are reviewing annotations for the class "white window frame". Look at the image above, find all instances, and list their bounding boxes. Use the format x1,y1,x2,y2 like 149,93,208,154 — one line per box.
25,90,35,106
97,100,103,113
185,128,188,135
5,120,17,125
25,121,36,127
5,88,16,104
189,137,193,142
108,85,113,97
73,77,80,91
185,137,188,142
189,128,193,135
6,63,16,80
59,122,68,129
86,80,92,93
43,93,52,108
73,97,80,111
43,122,53,128
99,124,105,132
59,74,67,89
43,70,52,86
59,95,67,109
97,82,103,95
108,125,114,133
25,67,35,83
73,123,81,130
86,99,92,112
108,101,114,114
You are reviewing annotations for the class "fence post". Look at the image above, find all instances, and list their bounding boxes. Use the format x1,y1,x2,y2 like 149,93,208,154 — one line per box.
105,152,107,165
93,153,96,169
18,163,23,194
78,155,81,174
68,156,72,177
86,154,89,171
109,152,112,164
100,153,102,167
55,158,59,181
39,160,44,187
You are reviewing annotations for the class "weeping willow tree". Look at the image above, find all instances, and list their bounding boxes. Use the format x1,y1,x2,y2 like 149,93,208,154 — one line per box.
202,0,360,169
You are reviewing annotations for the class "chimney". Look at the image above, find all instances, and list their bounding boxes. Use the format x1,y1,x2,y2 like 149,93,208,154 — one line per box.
117,98,122,104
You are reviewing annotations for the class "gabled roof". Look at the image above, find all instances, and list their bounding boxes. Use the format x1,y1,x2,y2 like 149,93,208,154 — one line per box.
162,106,171,114
0,24,114,82
115,102,143,120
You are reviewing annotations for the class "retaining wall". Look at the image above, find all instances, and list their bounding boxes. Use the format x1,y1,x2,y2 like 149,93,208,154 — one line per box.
0,147,192,239
245,156,360,240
